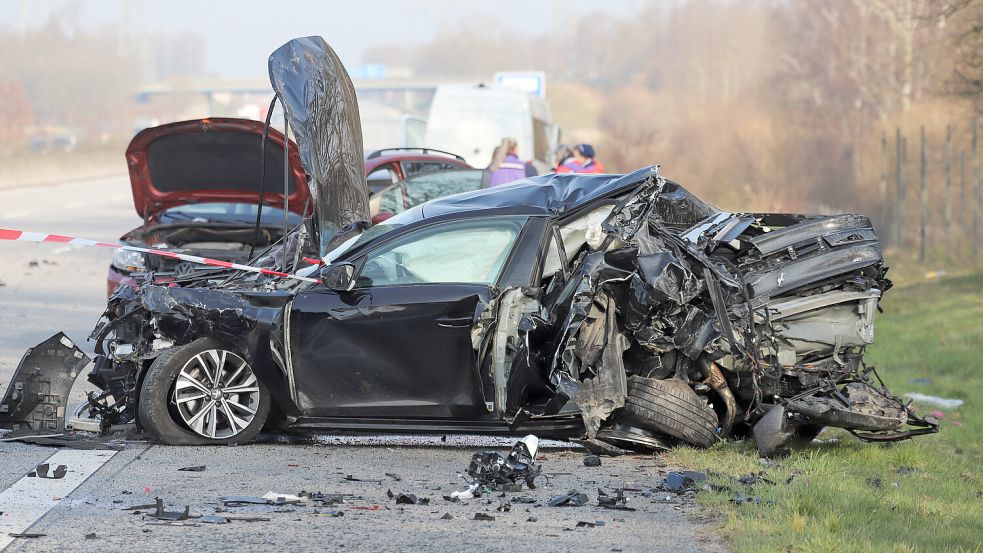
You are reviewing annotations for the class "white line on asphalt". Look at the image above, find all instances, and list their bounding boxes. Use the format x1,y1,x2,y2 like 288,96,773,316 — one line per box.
0,449,118,550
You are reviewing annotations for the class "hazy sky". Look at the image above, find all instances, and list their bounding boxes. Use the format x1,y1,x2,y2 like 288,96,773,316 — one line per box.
6,0,651,78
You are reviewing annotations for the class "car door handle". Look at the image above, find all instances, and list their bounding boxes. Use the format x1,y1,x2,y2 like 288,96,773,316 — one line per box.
436,315,473,328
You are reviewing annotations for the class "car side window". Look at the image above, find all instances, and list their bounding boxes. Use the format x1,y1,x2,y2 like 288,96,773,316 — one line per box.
401,160,454,178
366,165,399,195
358,218,526,287
377,184,408,215
403,170,485,208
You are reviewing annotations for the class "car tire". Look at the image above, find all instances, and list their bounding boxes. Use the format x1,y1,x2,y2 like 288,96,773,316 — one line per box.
138,337,270,446
622,376,718,448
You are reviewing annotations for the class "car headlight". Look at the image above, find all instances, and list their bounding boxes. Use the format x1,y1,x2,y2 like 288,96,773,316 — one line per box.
111,248,146,272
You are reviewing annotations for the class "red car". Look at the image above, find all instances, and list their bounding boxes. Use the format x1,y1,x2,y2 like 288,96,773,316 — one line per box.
364,147,471,195
108,120,470,296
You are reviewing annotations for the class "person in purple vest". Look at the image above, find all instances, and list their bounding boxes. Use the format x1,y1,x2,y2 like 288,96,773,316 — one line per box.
487,137,528,187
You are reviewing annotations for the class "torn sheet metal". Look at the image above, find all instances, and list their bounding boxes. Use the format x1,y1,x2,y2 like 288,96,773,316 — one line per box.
0,333,90,432
573,294,628,438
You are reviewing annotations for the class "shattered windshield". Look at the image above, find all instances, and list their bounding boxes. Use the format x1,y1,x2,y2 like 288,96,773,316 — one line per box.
653,181,720,227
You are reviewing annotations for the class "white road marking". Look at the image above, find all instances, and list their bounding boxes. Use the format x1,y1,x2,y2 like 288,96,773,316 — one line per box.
0,449,118,550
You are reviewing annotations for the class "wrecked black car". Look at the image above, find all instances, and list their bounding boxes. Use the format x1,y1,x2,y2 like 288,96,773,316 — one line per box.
0,36,936,456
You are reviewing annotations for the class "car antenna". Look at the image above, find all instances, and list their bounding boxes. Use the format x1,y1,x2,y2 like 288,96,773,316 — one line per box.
248,96,278,261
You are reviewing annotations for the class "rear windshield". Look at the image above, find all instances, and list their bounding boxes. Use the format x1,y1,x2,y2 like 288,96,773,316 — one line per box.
159,203,304,226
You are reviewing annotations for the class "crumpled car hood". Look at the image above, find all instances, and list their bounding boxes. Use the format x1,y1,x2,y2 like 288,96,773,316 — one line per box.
268,36,369,258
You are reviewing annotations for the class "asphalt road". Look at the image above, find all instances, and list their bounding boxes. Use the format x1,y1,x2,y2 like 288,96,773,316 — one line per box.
0,176,725,552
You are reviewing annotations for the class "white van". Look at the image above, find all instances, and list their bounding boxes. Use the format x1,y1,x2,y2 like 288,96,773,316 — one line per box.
424,84,560,172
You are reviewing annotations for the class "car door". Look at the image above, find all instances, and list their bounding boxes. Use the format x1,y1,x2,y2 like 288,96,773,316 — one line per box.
288,216,528,419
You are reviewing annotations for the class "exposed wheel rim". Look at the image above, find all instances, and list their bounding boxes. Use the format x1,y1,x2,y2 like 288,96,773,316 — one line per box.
171,349,260,440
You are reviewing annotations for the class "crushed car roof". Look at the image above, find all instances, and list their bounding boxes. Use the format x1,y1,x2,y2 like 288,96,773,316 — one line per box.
413,166,660,221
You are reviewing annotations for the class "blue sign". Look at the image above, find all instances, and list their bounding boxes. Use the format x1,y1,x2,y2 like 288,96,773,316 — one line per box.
350,64,388,80
494,71,546,98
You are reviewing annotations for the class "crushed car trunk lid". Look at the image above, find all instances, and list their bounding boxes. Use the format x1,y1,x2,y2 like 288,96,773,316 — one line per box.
268,36,370,258
125,118,310,218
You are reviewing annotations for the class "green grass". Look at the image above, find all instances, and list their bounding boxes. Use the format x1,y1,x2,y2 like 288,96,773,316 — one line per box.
665,270,983,553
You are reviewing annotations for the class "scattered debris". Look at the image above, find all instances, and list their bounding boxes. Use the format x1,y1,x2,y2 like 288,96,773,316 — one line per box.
660,471,706,493
146,498,190,521
301,492,351,505
178,465,206,472
84,533,98,539
262,491,307,504
28,463,67,479
199,515,228,524
9,533,45,538
583,454,602,467
444,483,479,502
219,493,307,507
385,473,402,481
467,435,542,491
903,393,963,409
344,474,383,483
866,477,882,488
527,516,538,522
548,490,589,507
737,472,774,486
730,493,765,506
896,466,919,476
387,489,430,505
575,520,605,529
597,488,635,511
441,513,453,520
473,512,496,521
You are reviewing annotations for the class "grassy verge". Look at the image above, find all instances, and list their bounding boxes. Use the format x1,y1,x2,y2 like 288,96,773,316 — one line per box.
665,270,983,553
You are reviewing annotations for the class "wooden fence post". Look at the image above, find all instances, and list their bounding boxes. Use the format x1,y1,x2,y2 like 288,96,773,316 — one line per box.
974,119,979,261
919,126,927,263
880,131,888,239
894,128,904,249
944,125,952,263
961,151,967,255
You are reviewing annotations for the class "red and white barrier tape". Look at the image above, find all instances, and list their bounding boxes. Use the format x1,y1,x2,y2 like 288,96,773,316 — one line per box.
0,228,321,284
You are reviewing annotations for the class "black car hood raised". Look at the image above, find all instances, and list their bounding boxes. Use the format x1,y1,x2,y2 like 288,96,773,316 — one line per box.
268,36,369,258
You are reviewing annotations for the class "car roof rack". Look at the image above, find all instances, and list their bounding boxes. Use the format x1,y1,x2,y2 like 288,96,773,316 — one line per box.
366,147,465,162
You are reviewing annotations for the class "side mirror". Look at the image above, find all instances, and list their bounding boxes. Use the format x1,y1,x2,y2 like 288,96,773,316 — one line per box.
320,262,356,291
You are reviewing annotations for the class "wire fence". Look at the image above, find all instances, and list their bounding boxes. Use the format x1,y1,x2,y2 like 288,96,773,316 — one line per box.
878,119,983,266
